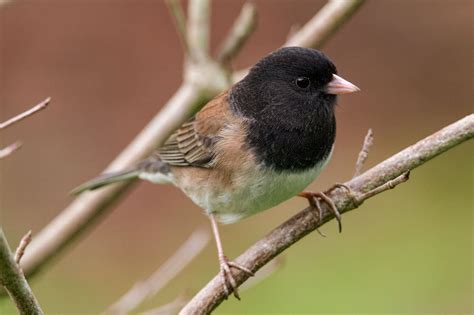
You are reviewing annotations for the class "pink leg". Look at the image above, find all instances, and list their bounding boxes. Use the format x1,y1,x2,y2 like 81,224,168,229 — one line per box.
209,214,254,300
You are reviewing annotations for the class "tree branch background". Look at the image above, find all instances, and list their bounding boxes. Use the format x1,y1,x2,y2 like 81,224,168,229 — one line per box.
1,0,472,314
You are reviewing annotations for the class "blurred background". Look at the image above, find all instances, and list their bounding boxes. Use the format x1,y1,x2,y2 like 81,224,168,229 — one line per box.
0,0,472,314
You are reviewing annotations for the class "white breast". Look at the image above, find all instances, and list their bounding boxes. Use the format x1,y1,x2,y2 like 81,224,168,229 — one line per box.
201,150,333,224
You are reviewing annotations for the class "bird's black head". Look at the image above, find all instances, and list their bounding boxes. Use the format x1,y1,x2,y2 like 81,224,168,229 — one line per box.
230,47,359,171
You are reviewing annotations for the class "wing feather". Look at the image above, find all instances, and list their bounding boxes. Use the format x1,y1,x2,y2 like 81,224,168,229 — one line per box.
157,92,231,168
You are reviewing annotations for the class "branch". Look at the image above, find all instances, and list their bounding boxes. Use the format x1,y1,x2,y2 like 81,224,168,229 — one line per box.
0,97,50,130
0,98,50,159
187,0,210,62
166,0,188,54
284,0,366,48
232,0,367,82
216,2,258,64
179,114,474,314
353,128,373,177
14,231,32,265
0,229,43,315
104,229,210,315
20,83,207,277
14,0,366,289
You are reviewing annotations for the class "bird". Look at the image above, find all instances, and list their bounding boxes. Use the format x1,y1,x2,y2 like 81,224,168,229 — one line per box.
72,46,359,299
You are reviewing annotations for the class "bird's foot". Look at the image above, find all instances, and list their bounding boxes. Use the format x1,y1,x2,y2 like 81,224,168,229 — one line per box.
325,182,360,208
218,255,254,300
298,189,343,234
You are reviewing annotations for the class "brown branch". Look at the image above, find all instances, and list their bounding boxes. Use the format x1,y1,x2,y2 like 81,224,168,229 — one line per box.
0,97,50,130
13,0,366,291
179,114,474,314
104,229,210,315
0,229,43,315
216,2,258,64
353,128,374,177
14,231,32,265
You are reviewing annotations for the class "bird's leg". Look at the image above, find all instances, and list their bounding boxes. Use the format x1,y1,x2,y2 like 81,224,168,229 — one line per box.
209,214,254,300
298,189,343,233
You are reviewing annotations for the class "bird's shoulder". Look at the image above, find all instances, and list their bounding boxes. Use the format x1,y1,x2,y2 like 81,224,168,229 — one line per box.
158,91,242,168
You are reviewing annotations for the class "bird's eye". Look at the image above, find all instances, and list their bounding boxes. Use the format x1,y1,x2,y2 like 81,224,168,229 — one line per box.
295,77,310,89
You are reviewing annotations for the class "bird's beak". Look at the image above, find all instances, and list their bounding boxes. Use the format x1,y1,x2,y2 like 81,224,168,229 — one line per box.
325,74,360,95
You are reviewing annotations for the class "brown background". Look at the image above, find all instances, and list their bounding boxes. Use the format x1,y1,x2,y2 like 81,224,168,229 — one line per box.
1,0,472,314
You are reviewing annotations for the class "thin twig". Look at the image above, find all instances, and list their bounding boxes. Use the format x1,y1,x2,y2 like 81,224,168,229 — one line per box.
104,228,210,315
179,114,474,314
353,128,374,177
0,97,50,130
356,172,410,201
0,229,44,315
216,2,258,64
14,231,32,265
166,0,189,54
0,141,22,160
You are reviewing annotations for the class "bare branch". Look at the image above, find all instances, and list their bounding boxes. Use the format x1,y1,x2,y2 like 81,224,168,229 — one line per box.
232,0,367,82
0,229,43,315
356,172,409,201
284,0,366,48
187,0,210,62
0,141,22,160
353,128,374,177
20,83,206,277
14,231,32,265
104,229,210,315
179,114,474,314
216,2,258,64
0,97,50,130
166,0,188,54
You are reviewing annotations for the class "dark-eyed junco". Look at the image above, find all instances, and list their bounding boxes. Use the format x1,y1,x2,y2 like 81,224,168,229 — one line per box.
73,47,359,298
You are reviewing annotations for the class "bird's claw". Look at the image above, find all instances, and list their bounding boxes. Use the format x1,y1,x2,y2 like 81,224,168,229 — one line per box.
298,190,343,233
219,255,254,300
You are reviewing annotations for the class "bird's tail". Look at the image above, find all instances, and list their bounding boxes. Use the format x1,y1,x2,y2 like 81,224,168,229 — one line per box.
71,168,139,195
71,156,171,195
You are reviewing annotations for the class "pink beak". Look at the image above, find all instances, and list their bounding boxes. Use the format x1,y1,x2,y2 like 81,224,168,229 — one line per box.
325,74,360,95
